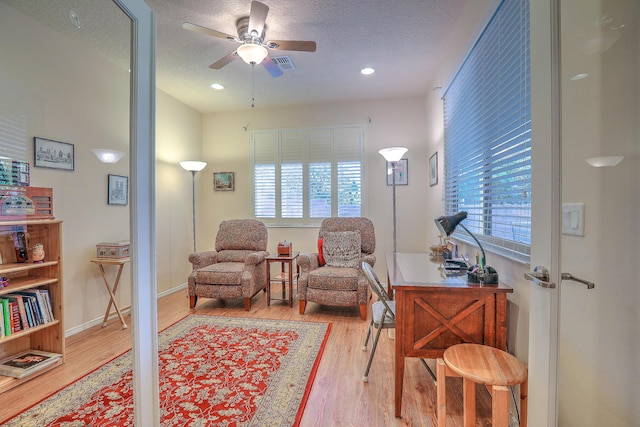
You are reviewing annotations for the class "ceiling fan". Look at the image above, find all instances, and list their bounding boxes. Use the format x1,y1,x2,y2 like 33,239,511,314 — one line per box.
182,1,317,77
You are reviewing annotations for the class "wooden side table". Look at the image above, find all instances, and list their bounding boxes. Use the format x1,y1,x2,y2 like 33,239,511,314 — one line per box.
265,252,299,307
90,257,130,329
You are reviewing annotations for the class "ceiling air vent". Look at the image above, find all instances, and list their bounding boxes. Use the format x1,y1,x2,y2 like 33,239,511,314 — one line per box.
272,56,295,70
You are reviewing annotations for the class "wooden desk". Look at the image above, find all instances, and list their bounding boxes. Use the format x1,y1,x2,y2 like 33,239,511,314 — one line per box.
90,257,130,329
386,252,513,418
265,252,299,307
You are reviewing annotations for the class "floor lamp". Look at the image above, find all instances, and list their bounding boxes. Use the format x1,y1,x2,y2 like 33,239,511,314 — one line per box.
378,147,408,254
180,161,207,253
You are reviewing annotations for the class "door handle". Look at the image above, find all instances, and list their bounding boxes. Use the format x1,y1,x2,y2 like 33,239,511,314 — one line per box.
561,272,595,289
524,265,556,288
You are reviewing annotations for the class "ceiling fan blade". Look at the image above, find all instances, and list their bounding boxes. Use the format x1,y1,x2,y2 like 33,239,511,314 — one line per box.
183,22,236,41
262,56,283,78
267,40,317,52
248,1,269,37
210,51,239,70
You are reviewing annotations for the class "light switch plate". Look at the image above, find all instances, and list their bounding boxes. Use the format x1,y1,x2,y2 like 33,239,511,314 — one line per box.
562,203,585,236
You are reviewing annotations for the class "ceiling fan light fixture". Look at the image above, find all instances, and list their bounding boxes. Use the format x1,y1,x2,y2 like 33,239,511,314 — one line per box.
237,43,268,65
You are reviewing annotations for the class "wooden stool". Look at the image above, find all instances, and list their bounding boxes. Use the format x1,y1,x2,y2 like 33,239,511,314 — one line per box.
437,343,528,427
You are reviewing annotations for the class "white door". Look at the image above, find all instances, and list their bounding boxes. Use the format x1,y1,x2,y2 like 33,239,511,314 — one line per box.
557,0,639,425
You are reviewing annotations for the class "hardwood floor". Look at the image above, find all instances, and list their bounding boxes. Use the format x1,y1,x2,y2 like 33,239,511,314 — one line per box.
0,286,493,426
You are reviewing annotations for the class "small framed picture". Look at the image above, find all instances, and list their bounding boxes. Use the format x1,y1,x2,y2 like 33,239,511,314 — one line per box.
429,152,438,187
213,172,234,191
386,158,408,186
108,174,128,205
34,137,74,171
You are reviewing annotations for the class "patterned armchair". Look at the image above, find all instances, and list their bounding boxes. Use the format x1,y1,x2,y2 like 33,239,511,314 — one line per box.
187,219,269,311
298,217,376,320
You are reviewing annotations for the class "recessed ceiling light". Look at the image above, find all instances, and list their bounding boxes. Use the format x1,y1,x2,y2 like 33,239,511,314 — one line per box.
361,67,375,75
570,73,589,81
210,83,224,90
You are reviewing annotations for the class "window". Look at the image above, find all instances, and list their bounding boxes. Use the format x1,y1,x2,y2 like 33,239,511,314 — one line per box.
442,0,531,262
250,125,364,226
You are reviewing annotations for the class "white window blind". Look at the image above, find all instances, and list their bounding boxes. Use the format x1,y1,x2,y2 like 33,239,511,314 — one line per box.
442,0,531,263
250,125,364,226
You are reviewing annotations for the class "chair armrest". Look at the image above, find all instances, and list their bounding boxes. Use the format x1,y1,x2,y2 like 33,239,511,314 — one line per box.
361,254,376,268
298,253,320,273
188,251,217,270
245,251,269,266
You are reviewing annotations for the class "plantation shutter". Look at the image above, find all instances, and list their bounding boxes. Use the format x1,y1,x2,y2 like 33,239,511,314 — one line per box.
250,125,364,226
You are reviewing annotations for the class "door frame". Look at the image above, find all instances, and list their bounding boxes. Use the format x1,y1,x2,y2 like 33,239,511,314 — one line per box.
528,0,561,425
111,1,158,425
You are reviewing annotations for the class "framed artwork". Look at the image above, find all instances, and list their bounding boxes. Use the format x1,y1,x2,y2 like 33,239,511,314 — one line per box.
108,174,128,205
386,158,408,186
34,137,74,171
213,172,235,191
429,152,438,186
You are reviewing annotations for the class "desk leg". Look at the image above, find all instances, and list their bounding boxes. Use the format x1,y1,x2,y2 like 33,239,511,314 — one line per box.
99,264,127,329
395,339,404,417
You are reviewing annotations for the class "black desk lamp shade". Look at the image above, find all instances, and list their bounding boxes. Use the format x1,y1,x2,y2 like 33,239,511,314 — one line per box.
434,211,499,285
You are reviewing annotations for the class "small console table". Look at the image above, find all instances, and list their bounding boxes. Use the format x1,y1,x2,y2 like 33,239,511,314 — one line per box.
265,252,299,307
90,257,130,329
386,252,513,418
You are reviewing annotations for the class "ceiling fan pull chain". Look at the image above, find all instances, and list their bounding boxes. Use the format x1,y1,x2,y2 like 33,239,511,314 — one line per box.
251,64,256,108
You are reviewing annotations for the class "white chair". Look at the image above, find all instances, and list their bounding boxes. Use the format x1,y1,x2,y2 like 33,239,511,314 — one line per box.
361,261,396,382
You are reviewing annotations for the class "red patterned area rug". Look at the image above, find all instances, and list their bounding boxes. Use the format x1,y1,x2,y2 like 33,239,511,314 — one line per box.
5,315,331,427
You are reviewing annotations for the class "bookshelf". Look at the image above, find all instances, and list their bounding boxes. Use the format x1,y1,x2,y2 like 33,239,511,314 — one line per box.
0,219,64,393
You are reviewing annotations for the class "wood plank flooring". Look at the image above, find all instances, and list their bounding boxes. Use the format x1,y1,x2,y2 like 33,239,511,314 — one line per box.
0,286,493,426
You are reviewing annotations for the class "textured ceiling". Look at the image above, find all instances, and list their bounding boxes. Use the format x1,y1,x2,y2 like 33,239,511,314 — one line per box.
3,0,467,113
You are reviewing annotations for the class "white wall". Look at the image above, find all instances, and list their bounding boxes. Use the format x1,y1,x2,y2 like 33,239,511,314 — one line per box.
0,3,199,332
423,0,531,360
198,97,430,279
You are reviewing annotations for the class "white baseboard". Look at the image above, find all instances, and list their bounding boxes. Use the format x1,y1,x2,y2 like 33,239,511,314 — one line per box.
64,283,188,337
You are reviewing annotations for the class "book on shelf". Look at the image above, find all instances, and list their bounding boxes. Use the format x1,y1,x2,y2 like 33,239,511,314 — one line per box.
0,299,11,336
0,349,62,379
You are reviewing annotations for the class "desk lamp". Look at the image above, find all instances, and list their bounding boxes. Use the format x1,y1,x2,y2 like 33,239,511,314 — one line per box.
434,211,498,285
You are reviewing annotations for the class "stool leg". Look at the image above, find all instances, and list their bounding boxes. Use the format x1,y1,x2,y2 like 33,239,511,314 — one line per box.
436,359,446,427
462,377,476,427
492,385,509,427
520,377,528,427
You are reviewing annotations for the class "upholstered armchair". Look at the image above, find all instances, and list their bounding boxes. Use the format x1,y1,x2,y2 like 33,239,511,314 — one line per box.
187,219,269,311
298,217,376,320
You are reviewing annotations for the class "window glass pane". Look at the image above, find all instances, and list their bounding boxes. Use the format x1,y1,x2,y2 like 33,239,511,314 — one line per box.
337,161,361,217
442,0,531,262
254,164,275,218
309,162,331,218
281,163,303,218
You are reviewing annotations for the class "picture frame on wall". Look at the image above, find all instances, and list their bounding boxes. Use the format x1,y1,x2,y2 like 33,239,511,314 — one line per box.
34,137,74,171
213,172,234,191
386,158,408,186
108,174,128,205
429,152,438,186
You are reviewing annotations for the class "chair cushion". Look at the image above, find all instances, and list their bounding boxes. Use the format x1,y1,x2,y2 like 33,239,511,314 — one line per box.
308,266,360,291
217,250,254,263
195,262,244,285
322,230,361,268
